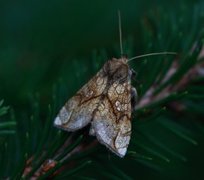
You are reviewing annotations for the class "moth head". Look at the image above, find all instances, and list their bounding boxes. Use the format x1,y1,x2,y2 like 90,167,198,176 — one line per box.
103,57,131,83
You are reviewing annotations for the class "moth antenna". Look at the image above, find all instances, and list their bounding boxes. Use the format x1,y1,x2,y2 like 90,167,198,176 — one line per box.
128,52,177,62
118,10,123,57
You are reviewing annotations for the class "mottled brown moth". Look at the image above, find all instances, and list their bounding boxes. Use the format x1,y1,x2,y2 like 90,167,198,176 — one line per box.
54,11,176,157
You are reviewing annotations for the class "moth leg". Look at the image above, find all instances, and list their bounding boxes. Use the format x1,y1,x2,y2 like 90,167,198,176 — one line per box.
131,87,138,111
131,68,136,79
131,68,140,83
89,125,96,136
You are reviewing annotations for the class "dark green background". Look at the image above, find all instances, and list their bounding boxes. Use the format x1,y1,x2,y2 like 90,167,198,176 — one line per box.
0,0,202,106
0,0,204,179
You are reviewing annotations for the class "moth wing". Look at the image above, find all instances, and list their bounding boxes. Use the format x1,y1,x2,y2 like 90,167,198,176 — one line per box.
91,81,132,157
54,69,107,131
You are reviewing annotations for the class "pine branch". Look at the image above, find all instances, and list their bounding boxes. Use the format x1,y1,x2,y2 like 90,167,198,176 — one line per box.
0,100,16,136
16,42,204,179
1,1,204,179
136,42,204,111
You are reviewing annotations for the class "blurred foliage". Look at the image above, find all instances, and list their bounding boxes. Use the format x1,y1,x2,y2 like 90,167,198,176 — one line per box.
0,0,204,179
0,100,15,137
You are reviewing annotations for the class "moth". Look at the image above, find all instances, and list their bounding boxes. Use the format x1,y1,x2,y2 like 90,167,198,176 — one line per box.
53,11,176,157
54,56,136,157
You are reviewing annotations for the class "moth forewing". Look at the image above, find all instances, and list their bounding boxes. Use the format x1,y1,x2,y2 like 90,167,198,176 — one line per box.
54,68,108,131
54,58,135,157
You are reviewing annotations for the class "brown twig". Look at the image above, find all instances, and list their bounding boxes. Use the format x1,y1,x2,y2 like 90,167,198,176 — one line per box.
22,134,98,179
136,49,204,110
